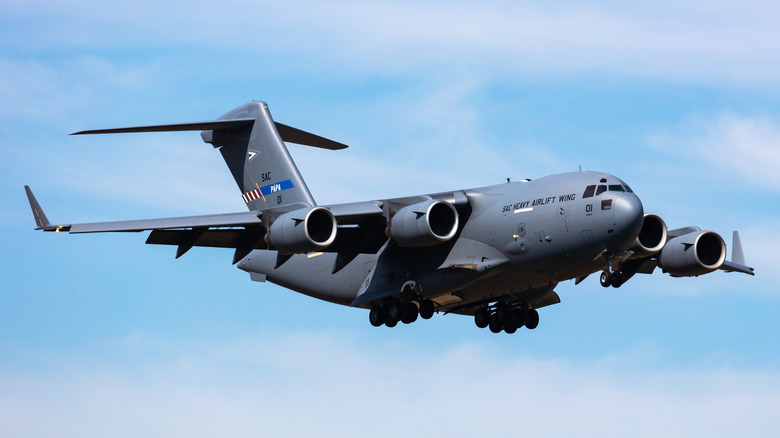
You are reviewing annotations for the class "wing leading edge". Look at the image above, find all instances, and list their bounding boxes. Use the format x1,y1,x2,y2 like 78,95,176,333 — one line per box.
25,186,391,265
25,185,266,262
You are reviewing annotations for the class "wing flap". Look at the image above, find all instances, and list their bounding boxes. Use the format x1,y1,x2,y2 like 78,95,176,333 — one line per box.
147,229,269,249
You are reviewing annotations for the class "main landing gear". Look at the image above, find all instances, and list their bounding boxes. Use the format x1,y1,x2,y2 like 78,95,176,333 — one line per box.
599,269,624,288
474,302,539,334
369,298,436,328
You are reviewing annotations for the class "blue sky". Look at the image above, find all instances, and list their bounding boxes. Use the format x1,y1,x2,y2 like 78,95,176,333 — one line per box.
2,0,780,436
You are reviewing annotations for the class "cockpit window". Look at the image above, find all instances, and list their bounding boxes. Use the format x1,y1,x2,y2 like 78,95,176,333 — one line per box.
608,184,626,192
624,184,633,193
582,185,596,198
595,185,607,196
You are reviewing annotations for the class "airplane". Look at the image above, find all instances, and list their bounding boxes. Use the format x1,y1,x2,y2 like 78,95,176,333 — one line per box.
25,101,755,334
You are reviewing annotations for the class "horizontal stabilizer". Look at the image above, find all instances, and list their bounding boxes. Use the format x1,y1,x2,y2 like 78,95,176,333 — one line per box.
71,119,255,135
72,119,348,150
275,122,348,150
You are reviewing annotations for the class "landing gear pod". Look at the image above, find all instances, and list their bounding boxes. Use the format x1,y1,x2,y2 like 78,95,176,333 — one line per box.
658,230,726,277
387,200,459,247
266,206,337,254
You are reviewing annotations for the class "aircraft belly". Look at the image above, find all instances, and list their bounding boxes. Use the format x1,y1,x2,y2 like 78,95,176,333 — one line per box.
237,250,375,306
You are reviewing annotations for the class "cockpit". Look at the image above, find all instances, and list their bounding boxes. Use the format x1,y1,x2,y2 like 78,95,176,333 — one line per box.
582,178,633,199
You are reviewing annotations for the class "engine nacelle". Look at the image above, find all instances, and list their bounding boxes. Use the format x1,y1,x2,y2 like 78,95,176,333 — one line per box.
630,213,668,257
387,200,459,247
266,206,337,254
658,230,726,277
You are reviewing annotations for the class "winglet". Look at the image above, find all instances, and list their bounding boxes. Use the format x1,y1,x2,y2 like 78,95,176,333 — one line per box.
720,230,754,275
24,186,69,232
731,231,746,265
24,186,51,230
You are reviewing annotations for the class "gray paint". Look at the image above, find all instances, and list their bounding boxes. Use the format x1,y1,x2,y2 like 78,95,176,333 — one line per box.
26,101,755,332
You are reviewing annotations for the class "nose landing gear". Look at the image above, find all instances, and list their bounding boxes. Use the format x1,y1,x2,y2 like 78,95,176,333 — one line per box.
599,269,624,288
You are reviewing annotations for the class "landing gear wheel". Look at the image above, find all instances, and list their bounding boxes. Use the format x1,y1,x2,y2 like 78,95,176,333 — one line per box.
610,271,624,288
503,310,518,333
512,308,527,328
419,300,435,320
369,306,386,327
599,270,612,288
387,299,404,323
402,302,418,324
475,308,490,329
385,318,398,328
525,309,539,330
488,313,503,333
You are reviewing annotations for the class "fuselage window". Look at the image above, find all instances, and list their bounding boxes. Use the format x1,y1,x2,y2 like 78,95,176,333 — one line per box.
601,199,612,210
595,185,607,196
582,185,596,198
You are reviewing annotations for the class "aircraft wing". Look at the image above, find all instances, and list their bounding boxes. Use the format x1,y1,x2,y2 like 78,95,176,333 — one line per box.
25,185,266,261
25,186,391,264
26,185,263,233
68,212,263,233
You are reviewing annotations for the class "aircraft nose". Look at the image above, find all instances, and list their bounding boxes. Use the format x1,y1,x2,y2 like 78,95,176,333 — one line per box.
613,194,644,238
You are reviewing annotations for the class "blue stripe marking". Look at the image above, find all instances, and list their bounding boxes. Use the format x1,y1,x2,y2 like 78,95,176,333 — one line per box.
260,179,294,196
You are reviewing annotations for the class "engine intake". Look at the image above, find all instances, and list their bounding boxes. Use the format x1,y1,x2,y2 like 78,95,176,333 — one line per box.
630,214,668,257
387,200,459,247
658,230,726,277
266,206,337,254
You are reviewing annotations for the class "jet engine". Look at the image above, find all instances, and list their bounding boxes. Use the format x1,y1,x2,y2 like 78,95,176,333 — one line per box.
630,214,668,257
387,199,459,247
658,230,726,277
265,206,337,254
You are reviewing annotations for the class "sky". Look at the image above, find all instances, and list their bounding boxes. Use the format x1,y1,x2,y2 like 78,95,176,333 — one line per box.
1,0,780,436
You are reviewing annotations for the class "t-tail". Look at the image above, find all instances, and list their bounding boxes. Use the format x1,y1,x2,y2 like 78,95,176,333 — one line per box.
72,101,347,212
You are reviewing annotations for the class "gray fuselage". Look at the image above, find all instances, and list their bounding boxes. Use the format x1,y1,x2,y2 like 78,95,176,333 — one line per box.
237,171,644,312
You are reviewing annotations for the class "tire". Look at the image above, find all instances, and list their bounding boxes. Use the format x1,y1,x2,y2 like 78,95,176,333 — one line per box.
599,270,612,288
525,309,539,330
369,307,385,327
419,300,435,320
402,302,418,324
474,308,490,328
488,313,503,333
387,300,404,323
611,271,624,288
511,308,527,328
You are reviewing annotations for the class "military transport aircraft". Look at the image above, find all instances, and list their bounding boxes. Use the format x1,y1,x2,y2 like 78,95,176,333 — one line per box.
25,101,755,334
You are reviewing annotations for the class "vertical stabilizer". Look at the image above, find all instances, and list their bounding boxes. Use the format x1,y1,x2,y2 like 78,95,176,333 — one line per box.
201,101,316,211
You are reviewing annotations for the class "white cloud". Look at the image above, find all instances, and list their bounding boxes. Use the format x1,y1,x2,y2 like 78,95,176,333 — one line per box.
3,1,780,85
648,114,780,192
2,331,779,437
